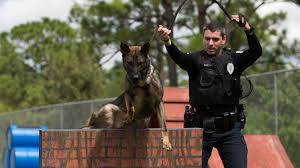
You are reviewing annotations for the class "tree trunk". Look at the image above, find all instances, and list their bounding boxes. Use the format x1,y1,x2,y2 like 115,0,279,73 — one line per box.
153,2,164,80
161,0,178,86
196,0,207,34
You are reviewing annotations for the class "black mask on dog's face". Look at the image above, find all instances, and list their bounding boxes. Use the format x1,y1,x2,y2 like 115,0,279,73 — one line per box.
120,42,150,83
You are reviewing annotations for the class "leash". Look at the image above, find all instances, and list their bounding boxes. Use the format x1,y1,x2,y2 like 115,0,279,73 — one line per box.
149,0,189,43
149,0,232,43
169,0,190,30
212,0,232,20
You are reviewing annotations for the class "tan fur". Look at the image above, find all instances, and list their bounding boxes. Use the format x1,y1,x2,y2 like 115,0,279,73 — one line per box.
83,42,172,150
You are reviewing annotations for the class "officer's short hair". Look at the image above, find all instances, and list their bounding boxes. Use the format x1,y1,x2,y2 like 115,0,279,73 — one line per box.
203,22,226,38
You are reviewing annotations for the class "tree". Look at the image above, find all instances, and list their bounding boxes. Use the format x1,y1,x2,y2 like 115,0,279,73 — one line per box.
0,18,106,111
0,32,37,112
69,0,299,86
243,71,300,167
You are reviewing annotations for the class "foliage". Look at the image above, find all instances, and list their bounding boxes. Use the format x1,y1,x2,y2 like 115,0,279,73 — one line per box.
243,71,300,167
0,18,106,112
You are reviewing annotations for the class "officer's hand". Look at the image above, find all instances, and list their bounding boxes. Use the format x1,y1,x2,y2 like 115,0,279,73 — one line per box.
157,25,172,42
231,14,252,31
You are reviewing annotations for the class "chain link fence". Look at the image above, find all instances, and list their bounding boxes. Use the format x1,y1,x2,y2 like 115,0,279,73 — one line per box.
0,68,299,166
0,98,114,164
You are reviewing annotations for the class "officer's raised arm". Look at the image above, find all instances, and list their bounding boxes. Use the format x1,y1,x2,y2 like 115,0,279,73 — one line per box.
231,14,263,73
157,25,195,70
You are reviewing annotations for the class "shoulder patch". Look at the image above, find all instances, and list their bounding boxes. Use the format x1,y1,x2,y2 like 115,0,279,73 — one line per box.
236,51,244,54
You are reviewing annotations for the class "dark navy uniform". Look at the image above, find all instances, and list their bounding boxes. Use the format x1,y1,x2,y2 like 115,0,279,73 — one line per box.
165,32,262,168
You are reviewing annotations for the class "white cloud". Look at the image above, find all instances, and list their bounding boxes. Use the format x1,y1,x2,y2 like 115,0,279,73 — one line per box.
0,0,299,69
1,0,299,41
257,2,300,41
0,0,84,32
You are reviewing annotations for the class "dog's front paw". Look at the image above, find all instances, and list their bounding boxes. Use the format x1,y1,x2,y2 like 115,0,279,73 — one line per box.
126,108,134,124
126,115,134,124
161,131,172,150
162,137,172,150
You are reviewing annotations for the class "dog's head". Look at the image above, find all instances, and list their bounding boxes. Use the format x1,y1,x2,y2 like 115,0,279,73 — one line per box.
120,42,151,84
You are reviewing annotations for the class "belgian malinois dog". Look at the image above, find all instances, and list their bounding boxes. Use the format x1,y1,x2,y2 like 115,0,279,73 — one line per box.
83,42,172,150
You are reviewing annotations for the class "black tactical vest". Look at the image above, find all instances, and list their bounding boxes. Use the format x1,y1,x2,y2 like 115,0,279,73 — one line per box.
190,50,241,106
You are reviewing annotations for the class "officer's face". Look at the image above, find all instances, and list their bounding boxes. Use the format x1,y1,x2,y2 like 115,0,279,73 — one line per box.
203,30,226,56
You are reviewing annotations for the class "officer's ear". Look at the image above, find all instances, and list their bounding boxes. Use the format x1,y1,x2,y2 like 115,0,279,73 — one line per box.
221,35,227,45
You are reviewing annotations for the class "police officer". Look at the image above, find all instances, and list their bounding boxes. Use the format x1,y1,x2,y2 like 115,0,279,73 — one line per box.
157,14,262,168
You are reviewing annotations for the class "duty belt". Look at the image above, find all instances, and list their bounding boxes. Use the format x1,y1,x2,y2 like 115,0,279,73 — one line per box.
184,104,246,132
195,105,236,113
203,111,238,133
194,105,238,133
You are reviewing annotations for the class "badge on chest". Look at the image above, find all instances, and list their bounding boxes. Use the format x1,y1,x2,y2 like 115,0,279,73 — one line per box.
227,63,234,75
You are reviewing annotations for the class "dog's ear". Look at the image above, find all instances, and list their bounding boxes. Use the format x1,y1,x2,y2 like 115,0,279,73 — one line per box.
141,42,150,55
120,42,130,55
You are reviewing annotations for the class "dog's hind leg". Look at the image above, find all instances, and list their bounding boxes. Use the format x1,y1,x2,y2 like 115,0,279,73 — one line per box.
83,104,127,129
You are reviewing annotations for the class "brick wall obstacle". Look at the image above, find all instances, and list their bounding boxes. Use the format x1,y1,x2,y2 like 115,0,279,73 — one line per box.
40,128,203,167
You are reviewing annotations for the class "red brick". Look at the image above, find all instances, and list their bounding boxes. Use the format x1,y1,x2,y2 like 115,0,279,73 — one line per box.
106,147,123,157
140,148,165,158
48,149,78,159
145,130,162,138
175,157,202,166
92,158,121,167
41,159,60,167
40,129,203,167
77,149,87,158
41,141,48,149
105,130,126,138
190,128,203,137
41,132,48,140
41,150,50,158
120,148,132,157
64,131,73,139
48,141,60,149
64,139,75,148
80,138,96,148
136,139,161,148
148,158,174,167
88,147,106,157
170,148,201,157
60,159,89,168
63,159,79,168
121,159,139,167
78,131,91,139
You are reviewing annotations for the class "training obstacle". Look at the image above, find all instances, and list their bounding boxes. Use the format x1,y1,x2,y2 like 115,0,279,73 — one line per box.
3,125,47,168
40,128,203,167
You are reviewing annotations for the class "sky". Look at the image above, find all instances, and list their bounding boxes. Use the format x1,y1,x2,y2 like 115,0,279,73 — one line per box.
256,1,300,41
0,0,84,31
0,0,299,68
0,0,299,40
